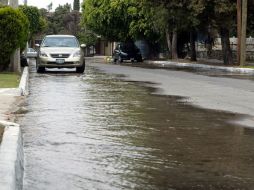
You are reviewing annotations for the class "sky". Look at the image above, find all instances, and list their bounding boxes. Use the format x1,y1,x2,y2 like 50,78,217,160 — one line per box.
19,0,77,11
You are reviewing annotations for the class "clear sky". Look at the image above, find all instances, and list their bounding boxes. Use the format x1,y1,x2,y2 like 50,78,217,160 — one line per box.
19,0,77,10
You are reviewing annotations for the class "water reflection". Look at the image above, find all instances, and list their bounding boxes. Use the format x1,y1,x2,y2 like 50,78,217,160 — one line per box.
20,63,254,190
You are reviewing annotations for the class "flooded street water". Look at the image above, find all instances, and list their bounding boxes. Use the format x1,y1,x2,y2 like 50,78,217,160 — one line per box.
20,61,254,190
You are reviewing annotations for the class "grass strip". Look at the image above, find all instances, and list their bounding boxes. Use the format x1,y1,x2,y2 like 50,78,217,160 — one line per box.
0,73,20,88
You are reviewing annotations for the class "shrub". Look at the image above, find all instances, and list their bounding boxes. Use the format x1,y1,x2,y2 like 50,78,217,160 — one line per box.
0,7,29,70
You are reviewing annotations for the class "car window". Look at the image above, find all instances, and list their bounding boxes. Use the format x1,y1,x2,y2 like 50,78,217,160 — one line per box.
121,43,138,52
41,37,79,48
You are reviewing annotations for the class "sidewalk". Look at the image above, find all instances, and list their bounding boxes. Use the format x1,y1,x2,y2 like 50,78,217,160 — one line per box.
0,67,29,190
144,58,254,75
0,88,22,121
0,66,29,121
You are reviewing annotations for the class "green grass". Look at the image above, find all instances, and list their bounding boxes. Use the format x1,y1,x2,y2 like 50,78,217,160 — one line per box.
241,65,254,69
0,73,20,88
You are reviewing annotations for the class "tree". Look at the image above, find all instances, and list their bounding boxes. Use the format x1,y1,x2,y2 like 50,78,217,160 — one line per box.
0,6,29,70
19,5,48,47
82,0,157,43
141,0,204,60
52,3,72,34
63,11,81,35
73,0,80,11
206,0,236,65
247,1,254,36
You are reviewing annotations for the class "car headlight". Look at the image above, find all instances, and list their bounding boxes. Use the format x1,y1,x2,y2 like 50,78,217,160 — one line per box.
40,51,48,57
73,50,81,57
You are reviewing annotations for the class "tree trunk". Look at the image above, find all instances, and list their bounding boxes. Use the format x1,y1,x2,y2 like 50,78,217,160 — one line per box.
190,30,197,61
172,30,178,59
220,27,233,65
165,29,172,59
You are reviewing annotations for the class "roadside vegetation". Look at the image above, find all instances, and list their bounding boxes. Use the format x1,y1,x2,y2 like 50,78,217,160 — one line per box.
0,5,29,71
0,73,20,88
241,65,254,69
81,0,254,66
1,0,254,70
0,3,46,72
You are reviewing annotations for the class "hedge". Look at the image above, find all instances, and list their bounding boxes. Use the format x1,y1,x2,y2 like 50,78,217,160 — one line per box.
0,6,29,70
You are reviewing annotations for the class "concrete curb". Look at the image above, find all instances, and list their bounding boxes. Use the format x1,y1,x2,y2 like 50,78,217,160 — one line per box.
0,66,29,190
0,121,23,190
19,67,29,96
145,60,254,75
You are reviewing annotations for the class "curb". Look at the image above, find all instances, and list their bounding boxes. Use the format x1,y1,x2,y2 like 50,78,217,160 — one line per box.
0,121,23,190
145,60,254,75
0,66,29,190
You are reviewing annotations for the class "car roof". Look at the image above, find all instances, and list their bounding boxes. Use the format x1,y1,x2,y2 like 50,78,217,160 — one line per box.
45,35,76,38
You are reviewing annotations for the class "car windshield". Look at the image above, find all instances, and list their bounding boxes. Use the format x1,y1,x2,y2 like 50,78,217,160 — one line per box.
41,37,79,48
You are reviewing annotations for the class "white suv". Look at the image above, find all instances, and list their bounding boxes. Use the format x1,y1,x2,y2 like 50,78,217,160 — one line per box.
36,35,86,73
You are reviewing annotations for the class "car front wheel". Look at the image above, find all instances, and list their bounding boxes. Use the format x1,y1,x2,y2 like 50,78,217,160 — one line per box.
76,63,85,73
117,56,123,64
36,60,45,73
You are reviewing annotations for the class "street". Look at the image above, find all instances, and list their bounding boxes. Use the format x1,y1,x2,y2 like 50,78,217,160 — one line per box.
20,58,254,190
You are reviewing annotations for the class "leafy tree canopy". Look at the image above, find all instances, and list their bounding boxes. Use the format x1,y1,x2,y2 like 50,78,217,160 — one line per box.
0,6,29,70
82,0,156,42
19,5,41,37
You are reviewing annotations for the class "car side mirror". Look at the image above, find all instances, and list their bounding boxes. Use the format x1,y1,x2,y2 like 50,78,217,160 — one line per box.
80,44,86,48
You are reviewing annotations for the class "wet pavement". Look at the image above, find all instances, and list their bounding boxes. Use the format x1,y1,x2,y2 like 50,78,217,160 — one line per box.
20,60,254,190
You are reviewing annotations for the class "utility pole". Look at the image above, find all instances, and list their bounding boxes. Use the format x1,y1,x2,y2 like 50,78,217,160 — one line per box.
238,0,248,66
9,0,21,73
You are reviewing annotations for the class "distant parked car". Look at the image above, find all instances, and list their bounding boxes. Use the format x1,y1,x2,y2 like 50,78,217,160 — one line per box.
20,53,28,67
36,35,86,73
113,42,143,63
27,48,37,58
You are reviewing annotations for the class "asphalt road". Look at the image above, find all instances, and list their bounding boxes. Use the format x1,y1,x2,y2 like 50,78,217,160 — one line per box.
89,61,254,127
21,59,254,189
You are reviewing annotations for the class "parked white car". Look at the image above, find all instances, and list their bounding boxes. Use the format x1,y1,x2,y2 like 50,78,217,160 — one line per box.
27,48,37,58
36,35,86,73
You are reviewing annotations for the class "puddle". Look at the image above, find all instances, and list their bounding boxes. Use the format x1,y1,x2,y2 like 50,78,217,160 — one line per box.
20,62,254,190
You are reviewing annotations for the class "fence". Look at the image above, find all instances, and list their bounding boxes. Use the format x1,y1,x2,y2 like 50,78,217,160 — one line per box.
197,37,254,61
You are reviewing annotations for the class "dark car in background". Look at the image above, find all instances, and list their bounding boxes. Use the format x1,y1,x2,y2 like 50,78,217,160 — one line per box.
113,42,143,63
